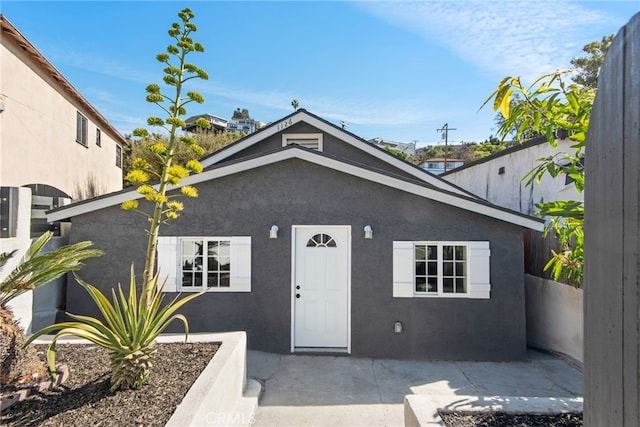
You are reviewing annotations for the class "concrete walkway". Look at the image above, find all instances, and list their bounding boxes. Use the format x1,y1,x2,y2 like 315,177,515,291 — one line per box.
246,349,582,427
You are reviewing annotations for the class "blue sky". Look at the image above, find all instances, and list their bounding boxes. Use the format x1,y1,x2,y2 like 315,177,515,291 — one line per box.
3,1,638,146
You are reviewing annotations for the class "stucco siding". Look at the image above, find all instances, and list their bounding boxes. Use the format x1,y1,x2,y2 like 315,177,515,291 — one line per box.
1,27,123,199
66,158,526,361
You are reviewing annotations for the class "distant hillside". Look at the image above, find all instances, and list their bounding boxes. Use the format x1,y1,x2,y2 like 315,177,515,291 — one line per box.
410,140,517,165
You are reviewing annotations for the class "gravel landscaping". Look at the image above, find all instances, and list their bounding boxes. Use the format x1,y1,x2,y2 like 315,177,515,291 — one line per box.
440,410,583,426
1,342,219,426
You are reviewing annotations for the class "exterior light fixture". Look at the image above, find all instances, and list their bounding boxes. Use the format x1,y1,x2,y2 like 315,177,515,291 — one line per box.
364,225,373,239
394,321,403,333
270,225,279,239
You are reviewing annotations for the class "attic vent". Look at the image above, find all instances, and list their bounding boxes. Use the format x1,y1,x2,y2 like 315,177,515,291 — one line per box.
282,133,323,151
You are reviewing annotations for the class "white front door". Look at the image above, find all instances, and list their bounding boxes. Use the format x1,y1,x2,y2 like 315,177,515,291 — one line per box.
293,226,350,350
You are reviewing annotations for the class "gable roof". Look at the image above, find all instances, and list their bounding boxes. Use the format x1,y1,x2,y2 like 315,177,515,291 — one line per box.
200,109,477,199
47,144,544,231
1,15,128,147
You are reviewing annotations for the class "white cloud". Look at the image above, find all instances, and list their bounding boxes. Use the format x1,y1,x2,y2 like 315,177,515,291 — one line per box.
46,45,156,83
197,80,432,127
356,0,611,82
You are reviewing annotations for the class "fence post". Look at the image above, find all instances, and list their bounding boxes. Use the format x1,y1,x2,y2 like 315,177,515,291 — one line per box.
584,12,640,426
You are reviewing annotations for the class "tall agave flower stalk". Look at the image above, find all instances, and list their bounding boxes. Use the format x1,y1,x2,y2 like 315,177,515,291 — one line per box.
26,8,211,392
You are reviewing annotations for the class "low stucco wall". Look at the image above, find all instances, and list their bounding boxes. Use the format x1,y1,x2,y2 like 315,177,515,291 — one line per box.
2,187,33,333
525,274,583,364
33,332,260,427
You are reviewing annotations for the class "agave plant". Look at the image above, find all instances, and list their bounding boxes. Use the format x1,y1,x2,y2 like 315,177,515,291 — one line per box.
1,231,102,385
25,265,203,391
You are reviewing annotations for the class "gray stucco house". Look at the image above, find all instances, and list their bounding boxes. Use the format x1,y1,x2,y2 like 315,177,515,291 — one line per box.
48,110,544,361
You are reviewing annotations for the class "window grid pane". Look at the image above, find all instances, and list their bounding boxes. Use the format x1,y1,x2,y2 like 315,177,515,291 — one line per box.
179,238,234,291
415,244,439,293
442,245,466,294
415,243,467,295
205,240,232,288
182,240,203,288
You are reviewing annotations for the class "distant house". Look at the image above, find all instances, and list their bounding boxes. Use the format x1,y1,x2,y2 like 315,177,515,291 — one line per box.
368,137,416,157
419,158,464,175
0,15,127,235
183,113,228,134
227,108,264,135
49,109,544,361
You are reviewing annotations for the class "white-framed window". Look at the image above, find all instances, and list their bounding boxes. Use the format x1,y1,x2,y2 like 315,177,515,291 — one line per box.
96,128,102,146
76,112,88,146
156,236,251,292
392,241,490,299
282,133,323,151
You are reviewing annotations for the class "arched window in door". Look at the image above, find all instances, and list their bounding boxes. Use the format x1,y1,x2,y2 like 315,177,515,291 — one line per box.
306,233,337,248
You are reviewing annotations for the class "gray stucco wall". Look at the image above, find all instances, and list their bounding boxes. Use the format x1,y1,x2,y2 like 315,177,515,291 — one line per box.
66,158,526,361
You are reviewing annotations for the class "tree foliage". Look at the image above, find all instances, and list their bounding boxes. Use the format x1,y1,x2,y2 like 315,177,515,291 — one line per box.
570,34,614,89
492,35,612,140
482,69,593,286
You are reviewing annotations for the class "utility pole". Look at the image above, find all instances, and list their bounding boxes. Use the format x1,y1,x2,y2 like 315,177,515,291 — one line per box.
436,123,456,172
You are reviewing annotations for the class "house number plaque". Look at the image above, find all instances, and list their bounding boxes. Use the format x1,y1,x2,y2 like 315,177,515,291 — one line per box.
275,118,293,131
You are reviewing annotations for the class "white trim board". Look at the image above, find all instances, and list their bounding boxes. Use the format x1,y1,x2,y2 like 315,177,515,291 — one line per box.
47,147,544,231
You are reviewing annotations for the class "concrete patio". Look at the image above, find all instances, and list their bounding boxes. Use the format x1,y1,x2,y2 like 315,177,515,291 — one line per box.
247,349,583,426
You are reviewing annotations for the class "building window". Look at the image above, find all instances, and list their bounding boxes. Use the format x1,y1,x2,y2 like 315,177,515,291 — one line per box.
115,145,122,168
76,112,88,146
282,133,323,151
307,233,336,248
156,236,251,292
415,243,467,295
181,239,231,289
96,129,102,146
392,241,491,299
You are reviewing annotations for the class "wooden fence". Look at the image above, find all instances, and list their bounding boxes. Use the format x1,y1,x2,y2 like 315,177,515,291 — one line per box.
584,12,640,426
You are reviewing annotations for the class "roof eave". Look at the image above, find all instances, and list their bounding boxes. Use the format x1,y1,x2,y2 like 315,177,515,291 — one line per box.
47,146,544,231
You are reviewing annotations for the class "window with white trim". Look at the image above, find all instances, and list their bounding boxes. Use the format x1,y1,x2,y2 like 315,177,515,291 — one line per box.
282,133,323,151
156,236,251,292
393,241,491,299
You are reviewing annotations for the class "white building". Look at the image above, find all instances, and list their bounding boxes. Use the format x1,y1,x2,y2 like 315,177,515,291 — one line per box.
419,158,464,175
227,108,264,135
441,136,582,216
368,137,416,157
1,16,127,203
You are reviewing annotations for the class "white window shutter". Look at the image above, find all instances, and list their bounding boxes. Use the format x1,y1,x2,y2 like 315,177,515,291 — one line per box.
156,236,178,292
393,241,414,298
468,241,491,299
230,236,251,292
